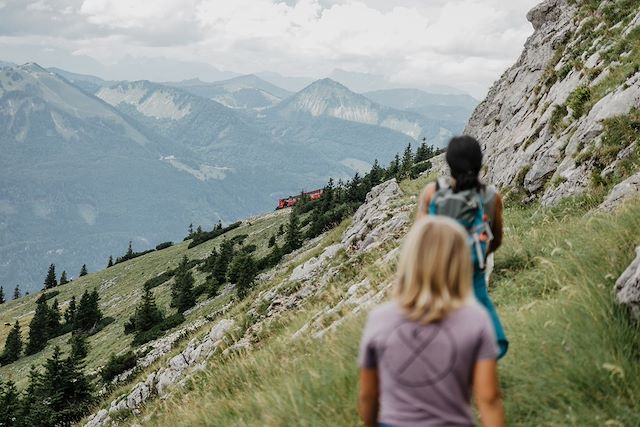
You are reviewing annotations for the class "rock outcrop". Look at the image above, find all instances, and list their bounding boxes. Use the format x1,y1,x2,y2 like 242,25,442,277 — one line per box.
85,319,235,427
465,0,640,206
599,172,640,211
615,247,640,320
342,179,410,253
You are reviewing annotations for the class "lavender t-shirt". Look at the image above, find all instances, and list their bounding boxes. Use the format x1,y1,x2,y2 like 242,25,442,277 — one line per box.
359,301,497,427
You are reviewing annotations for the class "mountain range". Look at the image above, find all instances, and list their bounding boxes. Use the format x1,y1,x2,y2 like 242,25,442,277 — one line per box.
0,61,476,292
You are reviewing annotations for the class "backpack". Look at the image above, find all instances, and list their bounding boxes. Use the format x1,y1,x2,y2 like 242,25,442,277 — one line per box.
427,177,495,271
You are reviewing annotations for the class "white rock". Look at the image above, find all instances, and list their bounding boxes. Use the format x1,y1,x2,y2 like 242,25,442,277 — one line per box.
615,247,640,320
599,172,640,212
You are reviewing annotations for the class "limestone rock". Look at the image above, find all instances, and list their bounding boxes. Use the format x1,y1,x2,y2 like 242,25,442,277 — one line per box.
342,179,409,253
615,247,640,320
599,172,640,212
289,243,343,282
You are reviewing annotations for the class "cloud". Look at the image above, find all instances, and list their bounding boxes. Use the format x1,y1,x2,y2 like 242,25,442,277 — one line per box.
0,0,540,97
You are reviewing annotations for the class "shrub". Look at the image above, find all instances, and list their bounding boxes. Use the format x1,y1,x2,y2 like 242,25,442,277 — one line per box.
549,104,568,134
188,222,242,249
101,351,137,383
155,241,173,251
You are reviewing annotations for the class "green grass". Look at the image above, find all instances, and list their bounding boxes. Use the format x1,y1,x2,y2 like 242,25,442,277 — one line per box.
0,209,290,389
106,179,640,427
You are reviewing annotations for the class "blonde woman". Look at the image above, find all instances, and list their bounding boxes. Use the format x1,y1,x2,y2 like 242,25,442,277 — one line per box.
358,217,505,427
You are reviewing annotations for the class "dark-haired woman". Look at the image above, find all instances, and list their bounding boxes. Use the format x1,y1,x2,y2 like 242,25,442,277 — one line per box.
417,135,508,359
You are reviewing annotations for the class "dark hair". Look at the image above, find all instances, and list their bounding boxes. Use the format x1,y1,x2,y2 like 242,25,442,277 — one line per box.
445,135,484,192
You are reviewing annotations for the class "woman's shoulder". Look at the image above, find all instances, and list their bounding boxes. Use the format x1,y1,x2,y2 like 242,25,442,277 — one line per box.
450,300,493,326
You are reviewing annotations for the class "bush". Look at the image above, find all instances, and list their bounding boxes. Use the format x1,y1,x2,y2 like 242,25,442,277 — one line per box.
42,290,60,301
131,313,185,346
549,104,568,134
143,271,174,290
155,241,173,251
188,222,242,249
101,351,137,383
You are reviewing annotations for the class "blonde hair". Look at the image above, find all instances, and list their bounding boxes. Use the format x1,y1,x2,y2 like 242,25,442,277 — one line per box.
393,216,472,324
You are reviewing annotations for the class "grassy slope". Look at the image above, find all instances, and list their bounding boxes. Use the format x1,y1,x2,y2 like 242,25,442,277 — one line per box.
0,209,290,389
106,175,640,427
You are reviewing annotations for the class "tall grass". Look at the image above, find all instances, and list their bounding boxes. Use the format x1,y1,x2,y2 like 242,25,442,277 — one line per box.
134,196,640,427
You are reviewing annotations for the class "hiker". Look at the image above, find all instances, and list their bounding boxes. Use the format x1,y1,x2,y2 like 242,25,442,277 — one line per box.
358,216,505,427
417,135,507,359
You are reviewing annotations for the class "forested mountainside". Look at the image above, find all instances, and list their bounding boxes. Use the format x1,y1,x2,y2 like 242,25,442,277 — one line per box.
1,63,451,294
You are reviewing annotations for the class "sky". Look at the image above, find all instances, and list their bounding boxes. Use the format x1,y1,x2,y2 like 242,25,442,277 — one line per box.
0,0,541,98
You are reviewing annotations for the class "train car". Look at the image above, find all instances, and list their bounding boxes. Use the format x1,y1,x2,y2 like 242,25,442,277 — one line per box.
277,188,324,209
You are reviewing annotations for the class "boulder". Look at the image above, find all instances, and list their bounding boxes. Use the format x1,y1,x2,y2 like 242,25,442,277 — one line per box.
599,172,640,212
615,247,640,320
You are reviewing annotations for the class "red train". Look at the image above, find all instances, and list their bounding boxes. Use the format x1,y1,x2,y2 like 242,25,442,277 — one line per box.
277,188,324,209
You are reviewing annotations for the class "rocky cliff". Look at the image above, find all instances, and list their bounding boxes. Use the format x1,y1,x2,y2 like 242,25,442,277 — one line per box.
465,0,640,206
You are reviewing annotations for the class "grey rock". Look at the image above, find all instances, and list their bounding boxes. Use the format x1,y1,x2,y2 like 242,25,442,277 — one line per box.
289,243,343,282
599,172,640,212
615,247,640,320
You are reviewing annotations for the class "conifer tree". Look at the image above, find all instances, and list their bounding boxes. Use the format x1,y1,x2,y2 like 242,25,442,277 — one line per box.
285,209,302,252
400,143,414,177
107,255,114,268
23,346,94,426
0,286,4,304
59,271,69,285
43,264,57,290
64,295,77,325
171,256,196,313
25,295,50,355
2,320,22,364
368,159,384,187
126,241,134,258
0,378,19,427
386,153,400,179
13,285,20,300
188,223,194,237
212,240,234,285
74,289,102,333
196,225,203,234
127,285,164,334
79,264,88,277
69,332,89,361
277,224,285,235
228,254,257,299
268,235,276,248
47,299,62,337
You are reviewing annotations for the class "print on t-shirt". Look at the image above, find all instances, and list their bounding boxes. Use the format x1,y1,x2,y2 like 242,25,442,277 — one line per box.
381,321,457,387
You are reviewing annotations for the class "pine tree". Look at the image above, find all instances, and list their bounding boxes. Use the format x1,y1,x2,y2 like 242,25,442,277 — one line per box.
228,254,257,299
23,346,94,426
277,224,285,235
69,332,89,361
400,143,414,177
126,241,134,258
25,295,49,355
13,286,20,300
43,263,57,290
196,225,203,234
59,271,69,285
79,264,88,277
107,255,114,268
268,235,276,248
74,289,102,333
368,159,384,187
0,378,19,427
188,223,194,237
0,286,4,304
285,209,302,252
171,256,196,313
64,295,77,325
212,240,234,285
386,153,400,179
2,320,22,364
47,299,62,337
127,285,164,333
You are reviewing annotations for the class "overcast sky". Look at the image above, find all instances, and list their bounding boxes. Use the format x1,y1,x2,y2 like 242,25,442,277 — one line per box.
0,0,540,98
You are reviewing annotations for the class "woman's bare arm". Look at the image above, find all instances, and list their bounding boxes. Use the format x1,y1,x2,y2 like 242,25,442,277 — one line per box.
487,193,503,254
473,359,505,427
358,368,379,427
416,183,437,220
